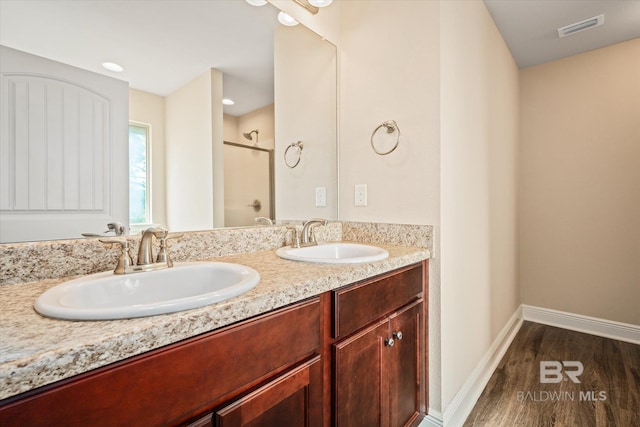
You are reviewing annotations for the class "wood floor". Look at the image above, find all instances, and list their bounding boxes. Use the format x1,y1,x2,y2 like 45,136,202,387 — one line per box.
464,321,640,427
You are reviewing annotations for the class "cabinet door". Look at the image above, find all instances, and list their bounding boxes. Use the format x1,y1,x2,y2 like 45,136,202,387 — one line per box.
388,300,423,427
214,356,322,427
333,318,391,427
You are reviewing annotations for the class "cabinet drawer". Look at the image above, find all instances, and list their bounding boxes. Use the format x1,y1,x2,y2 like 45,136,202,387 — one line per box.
0,298,321,427
214,355,322,427
333,263,423,338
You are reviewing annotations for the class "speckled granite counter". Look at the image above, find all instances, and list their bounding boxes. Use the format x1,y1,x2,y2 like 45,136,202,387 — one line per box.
0,243,429,401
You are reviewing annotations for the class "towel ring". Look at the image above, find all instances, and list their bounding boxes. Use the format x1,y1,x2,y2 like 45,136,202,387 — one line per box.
284,141,304,168
371,120,400,155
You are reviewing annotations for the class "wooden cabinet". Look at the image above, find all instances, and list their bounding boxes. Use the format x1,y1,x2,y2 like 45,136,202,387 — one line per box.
186,356,322,427
0,298,322,427
213,356,322,427
0,261,428,427
332,263,426,427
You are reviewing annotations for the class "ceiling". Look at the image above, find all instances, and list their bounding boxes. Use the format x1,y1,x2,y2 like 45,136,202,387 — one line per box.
0,0,279,116
2,0,638,115
484,0,640,68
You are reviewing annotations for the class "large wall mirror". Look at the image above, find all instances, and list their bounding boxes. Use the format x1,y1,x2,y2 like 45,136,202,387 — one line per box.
0,0,337,243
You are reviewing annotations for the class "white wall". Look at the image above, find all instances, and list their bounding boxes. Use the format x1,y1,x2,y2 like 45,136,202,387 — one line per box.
440,0,520,416
129,88,167,228
337,0,442,413
519,39,640,325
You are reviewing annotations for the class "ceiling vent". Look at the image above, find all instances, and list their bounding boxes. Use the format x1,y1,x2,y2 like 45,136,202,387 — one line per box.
558,14,605,38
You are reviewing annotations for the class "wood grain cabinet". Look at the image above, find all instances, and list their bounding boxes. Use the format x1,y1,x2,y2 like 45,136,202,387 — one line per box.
332,263,427,427
0,261,428,427
187,356,322,427
0,298,322,427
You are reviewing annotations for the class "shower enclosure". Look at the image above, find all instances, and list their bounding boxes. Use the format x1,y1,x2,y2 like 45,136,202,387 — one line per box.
223,141,274,227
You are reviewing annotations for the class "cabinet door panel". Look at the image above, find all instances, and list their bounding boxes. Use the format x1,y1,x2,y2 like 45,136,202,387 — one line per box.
215,356,321,427
389,300,423,427
333,319,390,427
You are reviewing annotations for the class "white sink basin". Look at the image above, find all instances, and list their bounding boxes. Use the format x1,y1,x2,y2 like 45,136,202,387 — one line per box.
34,262,260,321
276,242,389,264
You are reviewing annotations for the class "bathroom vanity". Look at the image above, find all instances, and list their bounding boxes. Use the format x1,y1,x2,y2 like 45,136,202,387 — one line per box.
0,227,431,426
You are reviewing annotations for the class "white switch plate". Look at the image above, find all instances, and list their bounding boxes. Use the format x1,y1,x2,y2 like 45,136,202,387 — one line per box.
354,184,367,207
315,187,327,207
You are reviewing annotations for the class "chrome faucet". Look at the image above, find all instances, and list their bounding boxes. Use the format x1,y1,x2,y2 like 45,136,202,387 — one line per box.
301,218,328,246
101,227,183,275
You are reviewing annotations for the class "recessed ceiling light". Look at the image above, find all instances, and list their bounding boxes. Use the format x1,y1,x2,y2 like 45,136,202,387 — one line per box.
246,0,267,6
102,62,124,72
557,14,604,38
278,11,299,26
222,98,235,106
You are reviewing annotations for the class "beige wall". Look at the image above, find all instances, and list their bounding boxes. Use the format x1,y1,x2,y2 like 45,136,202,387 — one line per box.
129,89,167,229
440,0,520,414
224,104,275,148
237,104,275,150
274,23,337,220
223,113,238,144
519,39,640,325
338,0,443,413
165,69,224,231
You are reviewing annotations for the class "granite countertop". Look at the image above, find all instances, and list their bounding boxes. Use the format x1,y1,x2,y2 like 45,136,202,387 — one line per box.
0,243,430,401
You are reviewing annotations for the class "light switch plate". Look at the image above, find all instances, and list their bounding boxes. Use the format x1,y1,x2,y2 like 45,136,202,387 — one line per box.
355,184,367,207
315,187,327,207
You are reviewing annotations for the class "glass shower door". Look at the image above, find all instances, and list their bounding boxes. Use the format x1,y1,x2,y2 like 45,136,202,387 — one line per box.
223,142,274,227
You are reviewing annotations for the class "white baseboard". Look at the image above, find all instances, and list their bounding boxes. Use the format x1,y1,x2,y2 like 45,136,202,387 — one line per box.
419,409,443,427
442,307,523,427
521,304,640,345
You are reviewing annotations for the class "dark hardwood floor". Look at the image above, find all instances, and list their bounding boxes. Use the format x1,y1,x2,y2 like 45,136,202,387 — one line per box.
464,321,640,427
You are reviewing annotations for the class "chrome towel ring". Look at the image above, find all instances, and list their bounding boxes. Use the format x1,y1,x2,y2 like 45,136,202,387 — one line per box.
371,120,400,155
284,141,304,168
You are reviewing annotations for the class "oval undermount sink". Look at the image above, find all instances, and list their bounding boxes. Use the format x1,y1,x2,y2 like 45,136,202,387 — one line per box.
276,242,389,264
34,262,260,321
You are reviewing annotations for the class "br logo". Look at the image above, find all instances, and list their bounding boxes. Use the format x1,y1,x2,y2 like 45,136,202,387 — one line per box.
540,361,583,383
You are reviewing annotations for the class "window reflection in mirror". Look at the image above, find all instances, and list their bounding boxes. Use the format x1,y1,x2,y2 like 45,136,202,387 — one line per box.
128,123,151,228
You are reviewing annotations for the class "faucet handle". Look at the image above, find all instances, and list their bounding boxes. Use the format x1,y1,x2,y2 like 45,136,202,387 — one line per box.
286,226,301,248
99,239,134,274
155,233,184,266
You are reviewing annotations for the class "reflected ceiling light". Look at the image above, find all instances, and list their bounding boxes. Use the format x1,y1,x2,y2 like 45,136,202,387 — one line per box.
278,11,299,26
102,62,124,72
245,0,267,6
222,98,235,105
308,0,332,7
